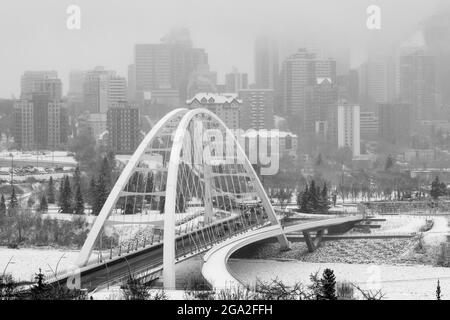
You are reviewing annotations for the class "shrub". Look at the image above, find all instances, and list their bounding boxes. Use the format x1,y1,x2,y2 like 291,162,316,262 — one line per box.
337,281,355,300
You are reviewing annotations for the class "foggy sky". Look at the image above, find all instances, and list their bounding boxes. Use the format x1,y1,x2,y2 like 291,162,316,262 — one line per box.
0,0,446,98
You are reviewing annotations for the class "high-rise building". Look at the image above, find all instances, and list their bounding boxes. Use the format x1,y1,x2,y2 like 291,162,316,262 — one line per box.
68,70,85,97
186,93,242,129
186,64,217,99
14,93,64,150
280,49,336,130
134,30,209,101
225,68,248,93
304,77,338,134
399,50,436,121
127,64,137,102
107,103,141,154
83,67,126,114
378,103,412,145
33,93,52,148
254,37,278,90
360,112,379,141
13,100,34,149
32,77,63,101
358,55,396,111
332,104,360,157
20,71,58,99
238,89,274,130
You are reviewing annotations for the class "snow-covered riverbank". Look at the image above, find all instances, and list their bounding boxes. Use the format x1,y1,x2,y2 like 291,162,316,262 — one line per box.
229,259,450,300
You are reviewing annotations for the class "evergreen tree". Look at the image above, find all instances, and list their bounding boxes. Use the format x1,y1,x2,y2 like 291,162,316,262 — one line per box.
59,175,72,213
47,176,56,204
296,189,302,209
88,175,96,207
431,176,444,200
307,180,318,213
8,187,19,215
320,268,337,300
145,173,154,208
73,184,84,215
159,196,165,213
318,183,330,212
58,178,64,209
299,185,309,212
176,191,186,213
93,175,108,215
384,155,395,171
39,195,48,212
436,279,441,300
100,156,112,191
74,166,81,187
0,194,6,216
27,196,35,208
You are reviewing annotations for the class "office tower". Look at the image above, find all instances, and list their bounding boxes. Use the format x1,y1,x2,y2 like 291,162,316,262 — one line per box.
399,50,436,121
254,36,278,89
68,70,85,97
67,70,85,115
225,68,248,93
186,64,217,99
107,103,140,154
304,77,338,134
138,89,180,120
332,104,360,157
13,100,34,149
186,93,242,129
32,93,52,148
337,71,359,103
14,93,63,150
128,64,137,102
358,55,394,110
378,103,412,145
83,67,126,114
47,101,61,148
360,112,379,141
20,71,58,99
32,77,63,101
107,76,127,107
134,29,209,101
279,48,337,128
238,89,274,130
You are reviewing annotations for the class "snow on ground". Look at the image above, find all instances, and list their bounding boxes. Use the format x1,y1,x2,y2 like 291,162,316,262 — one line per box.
371,215,426,235
0,247,81,282
424,216,449,246
229,259,450,300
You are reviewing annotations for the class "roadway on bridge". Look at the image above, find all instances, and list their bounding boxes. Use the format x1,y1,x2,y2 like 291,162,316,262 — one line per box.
202,215,363,290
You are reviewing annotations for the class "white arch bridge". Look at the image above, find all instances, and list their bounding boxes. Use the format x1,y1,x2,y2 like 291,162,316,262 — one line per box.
53,108,362,291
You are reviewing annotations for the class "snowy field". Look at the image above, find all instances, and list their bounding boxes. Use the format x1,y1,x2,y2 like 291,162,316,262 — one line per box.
0,247,81,283
229,259,450,300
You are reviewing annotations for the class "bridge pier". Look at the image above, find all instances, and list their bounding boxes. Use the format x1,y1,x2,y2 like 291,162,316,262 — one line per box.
303,229,325,252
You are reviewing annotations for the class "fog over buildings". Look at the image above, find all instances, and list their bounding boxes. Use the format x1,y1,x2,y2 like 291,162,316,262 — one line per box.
0,0,447,98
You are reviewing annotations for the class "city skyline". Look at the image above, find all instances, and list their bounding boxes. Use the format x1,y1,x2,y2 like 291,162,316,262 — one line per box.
0,0,446,98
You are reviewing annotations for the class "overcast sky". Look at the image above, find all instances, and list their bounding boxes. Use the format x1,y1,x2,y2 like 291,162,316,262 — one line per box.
0,0,446,98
